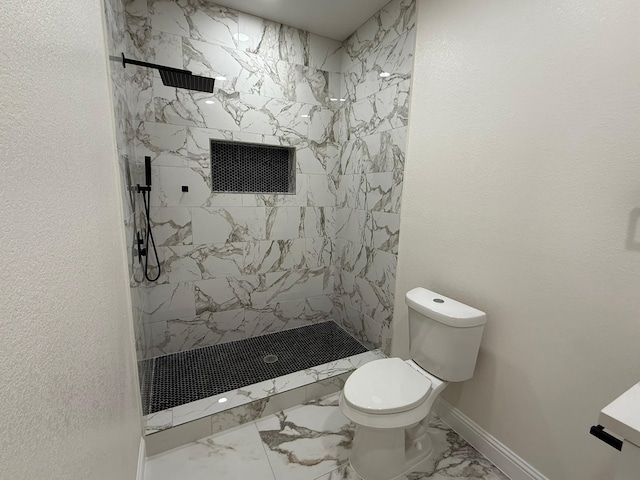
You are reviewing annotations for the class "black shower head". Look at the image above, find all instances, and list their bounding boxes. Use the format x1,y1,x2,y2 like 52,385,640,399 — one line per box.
118,54,215,93
159,69,215,93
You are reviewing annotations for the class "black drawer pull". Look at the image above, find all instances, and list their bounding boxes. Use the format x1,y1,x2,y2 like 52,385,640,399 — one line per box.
590,425,622,451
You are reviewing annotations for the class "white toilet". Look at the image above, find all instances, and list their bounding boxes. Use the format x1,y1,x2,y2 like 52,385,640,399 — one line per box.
339,287,487,480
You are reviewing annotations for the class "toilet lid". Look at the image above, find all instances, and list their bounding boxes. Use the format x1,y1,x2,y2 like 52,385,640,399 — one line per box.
343,358,432,414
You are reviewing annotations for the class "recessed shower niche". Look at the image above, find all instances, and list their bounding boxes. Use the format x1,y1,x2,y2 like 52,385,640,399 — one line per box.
210,140,296,194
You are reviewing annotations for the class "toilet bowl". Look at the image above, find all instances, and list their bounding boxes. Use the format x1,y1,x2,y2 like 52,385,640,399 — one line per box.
339,288,487,480
339,358,447,480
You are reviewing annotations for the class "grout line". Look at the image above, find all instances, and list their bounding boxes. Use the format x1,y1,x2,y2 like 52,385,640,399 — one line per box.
312,465,343,480
253,420,279,480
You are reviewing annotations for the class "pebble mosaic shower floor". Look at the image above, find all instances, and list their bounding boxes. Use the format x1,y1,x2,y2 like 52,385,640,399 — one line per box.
142,321,368,415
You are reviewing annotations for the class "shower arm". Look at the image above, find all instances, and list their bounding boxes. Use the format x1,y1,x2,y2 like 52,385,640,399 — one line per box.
116,53,215,93
120,53,193,76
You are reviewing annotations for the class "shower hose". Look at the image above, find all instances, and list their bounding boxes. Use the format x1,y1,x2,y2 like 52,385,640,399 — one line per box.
141,189,161,282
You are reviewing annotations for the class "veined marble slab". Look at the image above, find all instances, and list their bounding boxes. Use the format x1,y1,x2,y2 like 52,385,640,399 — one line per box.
145,348,385,434
146,391,509,480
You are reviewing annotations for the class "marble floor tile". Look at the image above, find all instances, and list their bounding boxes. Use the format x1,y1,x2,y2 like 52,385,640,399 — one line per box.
145,422,276,480
314,464,361,480
145,393,510,480
405,417,509,480
256,395,353,480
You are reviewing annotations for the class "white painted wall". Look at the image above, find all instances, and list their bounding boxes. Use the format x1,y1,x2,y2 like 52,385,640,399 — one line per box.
395,0,640,478
0,0,142,478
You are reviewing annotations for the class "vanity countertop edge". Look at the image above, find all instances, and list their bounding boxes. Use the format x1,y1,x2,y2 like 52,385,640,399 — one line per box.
599,381,640,447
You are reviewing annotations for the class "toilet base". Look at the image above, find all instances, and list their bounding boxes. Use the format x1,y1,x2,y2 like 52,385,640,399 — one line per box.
349,418,435,480
349,460,409,480
349,450,437,480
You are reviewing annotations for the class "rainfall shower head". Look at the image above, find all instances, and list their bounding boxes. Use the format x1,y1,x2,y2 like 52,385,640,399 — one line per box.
159,69,214,93
118,53,215,93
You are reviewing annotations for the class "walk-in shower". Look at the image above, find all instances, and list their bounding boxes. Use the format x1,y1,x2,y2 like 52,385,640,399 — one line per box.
104,0,413,440
113,42,373,428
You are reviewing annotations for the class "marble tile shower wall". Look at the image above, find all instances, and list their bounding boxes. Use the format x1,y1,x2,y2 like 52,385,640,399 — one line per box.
103,0,150,382
122,0,344,358
104,0,415,360
333,0,416,353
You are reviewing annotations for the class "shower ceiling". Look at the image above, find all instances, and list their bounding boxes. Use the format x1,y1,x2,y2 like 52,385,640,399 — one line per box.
211,0,391,40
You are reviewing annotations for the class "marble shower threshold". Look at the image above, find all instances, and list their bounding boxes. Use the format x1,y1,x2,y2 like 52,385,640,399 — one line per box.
144,321,384,435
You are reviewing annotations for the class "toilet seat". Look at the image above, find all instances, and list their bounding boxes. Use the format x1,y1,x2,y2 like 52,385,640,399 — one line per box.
343,358,432,414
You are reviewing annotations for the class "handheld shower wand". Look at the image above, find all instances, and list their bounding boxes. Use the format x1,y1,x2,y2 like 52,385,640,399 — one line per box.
124,156,145,283
137,156,161,282
145,155,152,187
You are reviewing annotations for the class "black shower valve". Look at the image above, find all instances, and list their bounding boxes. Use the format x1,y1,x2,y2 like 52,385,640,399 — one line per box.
136,232,147,259
182,185,189,192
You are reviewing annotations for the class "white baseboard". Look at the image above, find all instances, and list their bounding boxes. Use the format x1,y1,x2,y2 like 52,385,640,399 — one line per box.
434,399,548,480
137,437,146,480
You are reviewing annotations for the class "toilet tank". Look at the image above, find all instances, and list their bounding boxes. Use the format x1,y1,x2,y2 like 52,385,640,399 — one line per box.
406,288,487,382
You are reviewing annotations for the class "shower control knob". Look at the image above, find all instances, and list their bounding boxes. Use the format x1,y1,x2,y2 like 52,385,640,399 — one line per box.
182,185,189,192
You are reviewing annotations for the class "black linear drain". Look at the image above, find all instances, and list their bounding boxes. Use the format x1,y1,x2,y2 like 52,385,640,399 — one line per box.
141,321,368,415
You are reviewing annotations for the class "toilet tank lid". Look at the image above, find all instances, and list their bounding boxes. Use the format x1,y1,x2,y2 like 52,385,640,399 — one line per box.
406,288,487,327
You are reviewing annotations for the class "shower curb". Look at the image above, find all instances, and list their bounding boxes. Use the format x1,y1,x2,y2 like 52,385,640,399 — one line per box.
145,372,351,456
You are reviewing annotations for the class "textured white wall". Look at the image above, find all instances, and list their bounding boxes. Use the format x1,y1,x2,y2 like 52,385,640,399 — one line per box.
0,0,142,478
395,0,640,478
